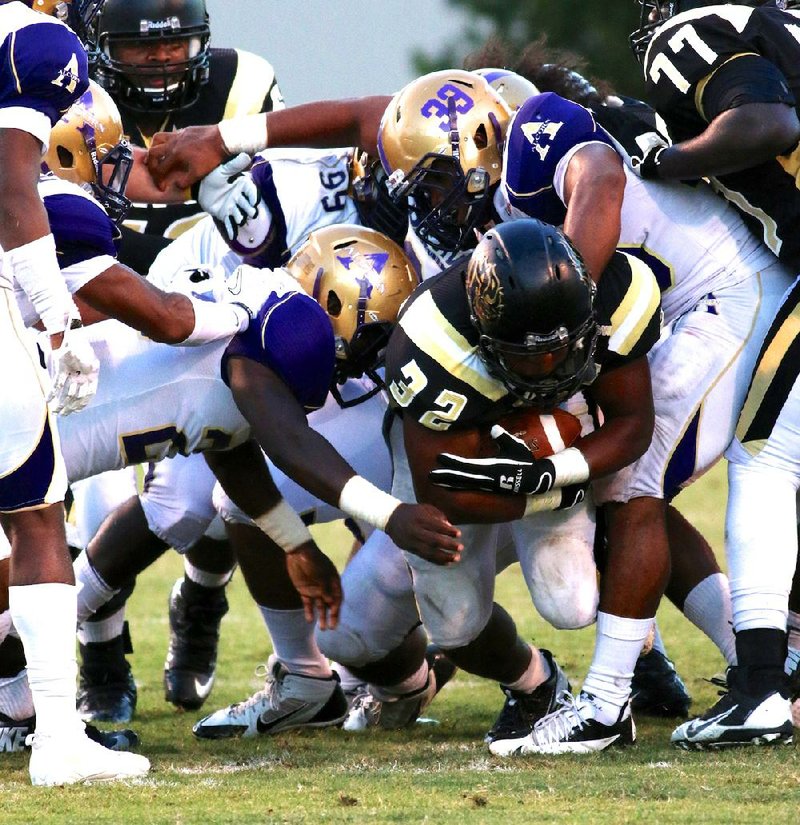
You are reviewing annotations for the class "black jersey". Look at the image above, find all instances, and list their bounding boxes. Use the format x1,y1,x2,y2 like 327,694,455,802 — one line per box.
643,4,800,267
120,47,282,247
385,251,662,431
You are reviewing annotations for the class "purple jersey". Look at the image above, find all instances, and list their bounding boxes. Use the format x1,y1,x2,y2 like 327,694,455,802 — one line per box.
0,3,89,148
222,288,335,412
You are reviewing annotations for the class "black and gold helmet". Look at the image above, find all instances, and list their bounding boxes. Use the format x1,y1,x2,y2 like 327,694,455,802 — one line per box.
467,219,598,408
44,79,132,224
287,224,419,406
377,70,511,255
92,0,210,113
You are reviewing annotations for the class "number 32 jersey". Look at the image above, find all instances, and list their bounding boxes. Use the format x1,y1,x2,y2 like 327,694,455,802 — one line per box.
385,251,661,431
643,4,800,268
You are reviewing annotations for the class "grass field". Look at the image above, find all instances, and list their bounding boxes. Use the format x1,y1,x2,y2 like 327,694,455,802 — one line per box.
2,463,799,823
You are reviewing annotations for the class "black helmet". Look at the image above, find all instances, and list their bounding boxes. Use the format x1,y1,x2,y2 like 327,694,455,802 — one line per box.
630,1,795,62
466,219,598,408
92,0,210,113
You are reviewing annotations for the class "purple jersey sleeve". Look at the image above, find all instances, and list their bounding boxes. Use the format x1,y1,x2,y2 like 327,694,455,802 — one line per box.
222,290,335,412
503,92,615,225
44,192,118,267
0,21,88,124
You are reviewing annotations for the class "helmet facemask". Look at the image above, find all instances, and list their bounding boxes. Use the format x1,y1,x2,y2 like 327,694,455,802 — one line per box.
45,80,133,224
93,1,211,114
398,153,495,255
630,1,676,63
478,318,599,409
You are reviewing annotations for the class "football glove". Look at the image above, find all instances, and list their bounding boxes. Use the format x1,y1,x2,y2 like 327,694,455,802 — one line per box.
224,264,299,320
630,140,669,180
198,152,261,240
46,320,100,416
430,425,588,495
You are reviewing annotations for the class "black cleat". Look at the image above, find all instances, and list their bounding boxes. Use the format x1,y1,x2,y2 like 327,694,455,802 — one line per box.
671,667,792,749
84,722,141,752
164,577,228,711
485,649,570,744
631,648,692,718
77,638,137,724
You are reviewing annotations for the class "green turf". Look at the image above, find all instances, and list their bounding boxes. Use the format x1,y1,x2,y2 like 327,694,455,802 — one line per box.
2,463,798,822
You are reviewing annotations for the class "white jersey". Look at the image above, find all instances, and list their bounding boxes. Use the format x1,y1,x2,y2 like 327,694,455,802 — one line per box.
58,320,250,483
499,92,780,324
148,148,360,290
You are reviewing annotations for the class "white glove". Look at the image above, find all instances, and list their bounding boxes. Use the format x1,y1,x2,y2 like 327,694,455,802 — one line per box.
225,264,299,320
46,322,100,416
198,152,261,240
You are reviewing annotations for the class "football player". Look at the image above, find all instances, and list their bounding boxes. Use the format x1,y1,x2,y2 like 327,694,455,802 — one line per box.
631,0,800,748
0,0,151,786
91,0,284,273
313,218,661,747
71,142,407,722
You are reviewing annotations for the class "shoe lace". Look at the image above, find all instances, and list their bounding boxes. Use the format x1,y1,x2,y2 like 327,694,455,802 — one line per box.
530,691,587,747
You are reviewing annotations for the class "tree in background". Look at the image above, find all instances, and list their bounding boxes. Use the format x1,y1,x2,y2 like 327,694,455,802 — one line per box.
413,0,644,98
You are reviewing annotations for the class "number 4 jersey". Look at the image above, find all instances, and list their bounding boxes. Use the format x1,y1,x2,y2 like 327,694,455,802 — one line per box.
643,3,800,268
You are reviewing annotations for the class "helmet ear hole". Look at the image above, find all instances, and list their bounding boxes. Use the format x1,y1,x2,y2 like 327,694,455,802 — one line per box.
326,290,343,318
474,124,488,150
56,145,75,170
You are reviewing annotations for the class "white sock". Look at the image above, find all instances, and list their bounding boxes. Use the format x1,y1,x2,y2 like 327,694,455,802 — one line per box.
258,606,331,678
330,662,365,693
184,559,235,590
74,550,118,625
726,461,796,633
683,572,737,665
8,583,82,737
504,645,552,693
77,606,126,645
0,669,35,720
582,611,654,725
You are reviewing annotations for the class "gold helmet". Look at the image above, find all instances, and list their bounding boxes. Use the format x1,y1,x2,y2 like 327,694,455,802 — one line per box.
377,69,511,254
44,79,133,224
287,224,419,406
474,68,540,111
13,1,106,43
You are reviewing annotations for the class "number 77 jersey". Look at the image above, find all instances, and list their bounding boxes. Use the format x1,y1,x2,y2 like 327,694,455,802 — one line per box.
642,3,800,269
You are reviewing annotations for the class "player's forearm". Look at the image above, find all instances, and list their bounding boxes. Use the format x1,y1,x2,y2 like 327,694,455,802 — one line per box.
126,147,188,203
658,103,800,180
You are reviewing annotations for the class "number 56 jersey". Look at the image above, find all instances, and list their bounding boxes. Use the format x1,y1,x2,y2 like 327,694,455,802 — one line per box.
643,3,800,268
58,320,251,483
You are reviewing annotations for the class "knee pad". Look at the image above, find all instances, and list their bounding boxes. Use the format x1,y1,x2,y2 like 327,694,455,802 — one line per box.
315,623,400,669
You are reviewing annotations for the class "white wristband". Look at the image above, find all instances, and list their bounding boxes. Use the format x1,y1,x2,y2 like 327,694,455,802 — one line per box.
253,499,313,553
218,114,269,157
6,234,73,334
180,297,250,346
551,447,591,486
338,476,402,532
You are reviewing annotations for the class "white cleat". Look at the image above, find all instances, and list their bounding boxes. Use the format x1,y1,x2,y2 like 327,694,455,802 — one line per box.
28,729,150,786
193,656,347,739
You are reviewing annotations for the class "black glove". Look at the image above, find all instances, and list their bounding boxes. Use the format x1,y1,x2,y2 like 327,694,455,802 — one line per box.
431,425,558,495
631,143,667,180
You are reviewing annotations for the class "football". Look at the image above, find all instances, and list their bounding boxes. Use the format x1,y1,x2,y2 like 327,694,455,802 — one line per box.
477,407,583,459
